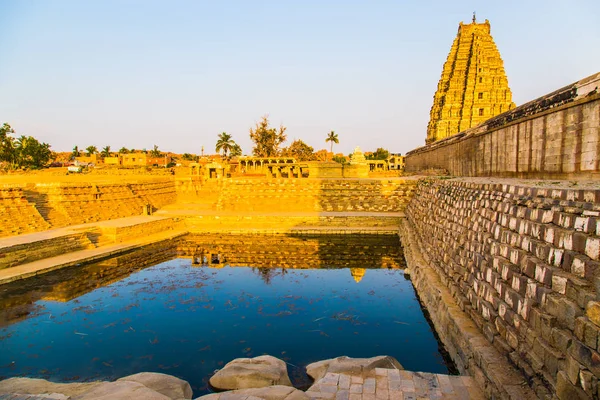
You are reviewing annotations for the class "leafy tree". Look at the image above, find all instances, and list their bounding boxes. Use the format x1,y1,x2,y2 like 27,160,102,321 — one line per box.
71,145,81,159
101,146,111,157
230,143,242,158
0,123,17,166
150,145,161,157
325,131,339,159
215,132,236,158
181,153,196,161
249,115,287,157
1,124,51,168
333,155,348,164
314,149,329,162
85,145,97,156
281,139,315,161
365,147,390,160
119,147,130,154
15,135,52,169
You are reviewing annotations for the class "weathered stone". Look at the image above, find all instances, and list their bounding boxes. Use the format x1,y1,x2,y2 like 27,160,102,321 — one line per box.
556,371,591,400
118,372,193,399
209,355,292,390
305,356,403,381
0,377,103,397
74,381,171,400
194,385,309,400
586,301,600,327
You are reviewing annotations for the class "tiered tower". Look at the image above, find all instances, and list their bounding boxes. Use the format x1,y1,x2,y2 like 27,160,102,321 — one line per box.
426,16,515,144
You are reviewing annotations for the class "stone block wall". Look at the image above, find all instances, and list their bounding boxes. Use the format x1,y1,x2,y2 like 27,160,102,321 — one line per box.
0,186,50,237
406,73,600,178
0,180,177,237
193,178,419,213
184,215,402,233
405,179,600,398
0,232,95,269
98,217,177,243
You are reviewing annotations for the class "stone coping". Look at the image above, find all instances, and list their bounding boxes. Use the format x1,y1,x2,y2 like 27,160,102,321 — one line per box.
157,209,406,217
186,228,400,235
0,216,172,249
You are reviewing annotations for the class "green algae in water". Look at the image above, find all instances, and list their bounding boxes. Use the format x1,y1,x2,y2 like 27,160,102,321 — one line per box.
0,260,449,395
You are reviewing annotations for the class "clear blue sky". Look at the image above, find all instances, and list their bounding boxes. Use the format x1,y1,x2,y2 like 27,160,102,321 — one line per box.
1,0,599,155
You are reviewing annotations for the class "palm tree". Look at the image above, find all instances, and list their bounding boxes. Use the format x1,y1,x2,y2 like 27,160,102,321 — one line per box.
85,145,97,156
215,132,235,158
326,131,339,160
71,146,81,159
101,146,111,157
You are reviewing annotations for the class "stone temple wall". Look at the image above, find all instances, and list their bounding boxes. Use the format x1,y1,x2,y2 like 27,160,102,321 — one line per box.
407,73,600,179
403,178,600,399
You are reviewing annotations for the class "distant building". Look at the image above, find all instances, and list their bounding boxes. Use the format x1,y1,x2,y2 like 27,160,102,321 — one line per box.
104,156,121,166
388,154,404,170
121,153,172,167
75,154,103,165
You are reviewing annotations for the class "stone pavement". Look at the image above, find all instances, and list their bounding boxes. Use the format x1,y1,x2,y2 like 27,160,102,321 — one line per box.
305,370,483,400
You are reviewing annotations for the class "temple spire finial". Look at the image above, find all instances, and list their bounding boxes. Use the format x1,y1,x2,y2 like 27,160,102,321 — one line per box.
472,12,476,23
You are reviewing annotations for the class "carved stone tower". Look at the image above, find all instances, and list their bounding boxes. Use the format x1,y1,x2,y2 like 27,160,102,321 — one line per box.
426,17,515,144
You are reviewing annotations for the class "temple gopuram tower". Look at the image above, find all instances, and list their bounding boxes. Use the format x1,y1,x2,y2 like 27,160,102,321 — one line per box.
426,15,515,144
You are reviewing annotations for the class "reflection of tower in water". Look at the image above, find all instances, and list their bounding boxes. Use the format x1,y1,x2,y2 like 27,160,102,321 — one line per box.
350,268,366,283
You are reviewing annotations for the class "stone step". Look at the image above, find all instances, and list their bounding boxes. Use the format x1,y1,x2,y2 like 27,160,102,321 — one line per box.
305,370,484,400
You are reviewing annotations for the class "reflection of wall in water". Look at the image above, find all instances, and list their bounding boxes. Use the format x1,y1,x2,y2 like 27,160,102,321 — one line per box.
178,233,404,270
0,240,178,326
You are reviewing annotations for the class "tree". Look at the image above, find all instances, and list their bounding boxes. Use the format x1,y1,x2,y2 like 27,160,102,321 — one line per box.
215,132,235,158
1,124,51,169
365,147,390,160
101,146,111,157
85,146,97,156
0,123,17,166
71,146,81,159
333,155,348,164
15,135,52,169
230,144,242,158
150,145,161,157
281,139,315,161
119,147,130,154
325,131,339,159
181,153,196,161
249,115,287,157
314,149,329,162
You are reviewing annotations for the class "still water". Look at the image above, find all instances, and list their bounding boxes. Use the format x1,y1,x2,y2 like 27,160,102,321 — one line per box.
0,255,450,395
